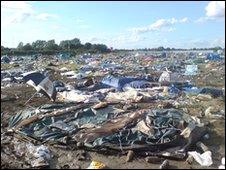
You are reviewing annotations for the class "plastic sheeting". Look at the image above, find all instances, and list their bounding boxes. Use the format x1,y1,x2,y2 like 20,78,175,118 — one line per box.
123,80,151,90
206,53,222,61
101,75,149,91
184,65,198,75
8,102,206,154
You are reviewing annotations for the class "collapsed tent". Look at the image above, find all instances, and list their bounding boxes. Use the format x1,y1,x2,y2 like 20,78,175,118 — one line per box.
8,103,207,159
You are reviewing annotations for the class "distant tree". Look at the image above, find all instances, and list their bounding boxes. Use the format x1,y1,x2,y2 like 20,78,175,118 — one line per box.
59,40,71,50
45,39,58,50
157,46,164,51
70,38,81,49
22,43,33,51
84,42,92,49
213,46,222,52
32,40,46,50
17,42,24,49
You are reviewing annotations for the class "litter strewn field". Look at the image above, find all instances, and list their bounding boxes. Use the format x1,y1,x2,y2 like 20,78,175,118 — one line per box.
1,51,225,169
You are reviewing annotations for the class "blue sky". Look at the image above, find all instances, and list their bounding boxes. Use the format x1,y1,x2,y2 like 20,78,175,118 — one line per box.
1,1,225,49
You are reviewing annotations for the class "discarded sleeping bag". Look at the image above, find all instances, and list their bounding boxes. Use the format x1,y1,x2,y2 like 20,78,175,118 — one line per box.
101,75,148,91
200,88,224,98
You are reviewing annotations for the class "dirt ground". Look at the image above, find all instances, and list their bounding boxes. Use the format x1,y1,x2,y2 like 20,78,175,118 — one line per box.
1,61,225,169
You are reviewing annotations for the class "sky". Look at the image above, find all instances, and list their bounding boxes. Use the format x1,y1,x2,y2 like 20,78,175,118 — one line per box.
1,1,225,49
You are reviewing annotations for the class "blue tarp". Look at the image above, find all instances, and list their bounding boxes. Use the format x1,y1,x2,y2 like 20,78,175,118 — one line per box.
206,53,222,61
1,56,10,63
101,75,149,91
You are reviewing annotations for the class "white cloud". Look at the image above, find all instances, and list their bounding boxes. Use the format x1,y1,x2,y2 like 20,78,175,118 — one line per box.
1,1,58,26
205,1,225,18
1,1,34,26
130,17,188,34
180,17,188,23
1,1,33,11
188,38,225,48
196,1,225,23
211,38,225,47
36,13,58,20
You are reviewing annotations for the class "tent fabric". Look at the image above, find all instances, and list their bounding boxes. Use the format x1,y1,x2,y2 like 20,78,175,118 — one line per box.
8,103,205,153
1,56,10,63
206,53,222,61
22,71,46,86
123,80,151,90
200,88,224,97
101,75,148,91
22,71,57,101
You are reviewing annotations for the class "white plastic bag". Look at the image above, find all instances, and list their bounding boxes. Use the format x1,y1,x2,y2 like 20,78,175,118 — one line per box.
188,151,213,167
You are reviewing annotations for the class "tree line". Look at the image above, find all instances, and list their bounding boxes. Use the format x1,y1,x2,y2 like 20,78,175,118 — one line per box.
1,38,110,56
115,46,224,52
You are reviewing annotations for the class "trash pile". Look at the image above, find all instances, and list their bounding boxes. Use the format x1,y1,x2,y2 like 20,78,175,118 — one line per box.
1,50,225,169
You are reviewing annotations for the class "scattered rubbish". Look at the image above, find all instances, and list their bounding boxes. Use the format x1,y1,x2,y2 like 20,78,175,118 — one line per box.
126,150,134,162
22,71,57,101
196,142,209,152
92,102,108,110
186,155,194,164
87,161,107,169
159,160,169,169
1,49,224,169
159,69,171,83
196,94,212,101
218,157,225,169
184,65,198,75
188,151,213,167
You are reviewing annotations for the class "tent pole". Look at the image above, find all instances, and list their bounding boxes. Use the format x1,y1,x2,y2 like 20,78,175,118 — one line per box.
24,91,38,106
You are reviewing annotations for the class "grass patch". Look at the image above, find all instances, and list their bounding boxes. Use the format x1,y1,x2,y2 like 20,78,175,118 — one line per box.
1,63,19,70
59,63,81,72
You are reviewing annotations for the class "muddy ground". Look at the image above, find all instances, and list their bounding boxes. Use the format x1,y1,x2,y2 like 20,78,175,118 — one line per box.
1,62,225,169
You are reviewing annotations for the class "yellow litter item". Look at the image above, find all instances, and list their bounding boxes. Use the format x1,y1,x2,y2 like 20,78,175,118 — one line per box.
87,161,106,169
162,86,169,96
